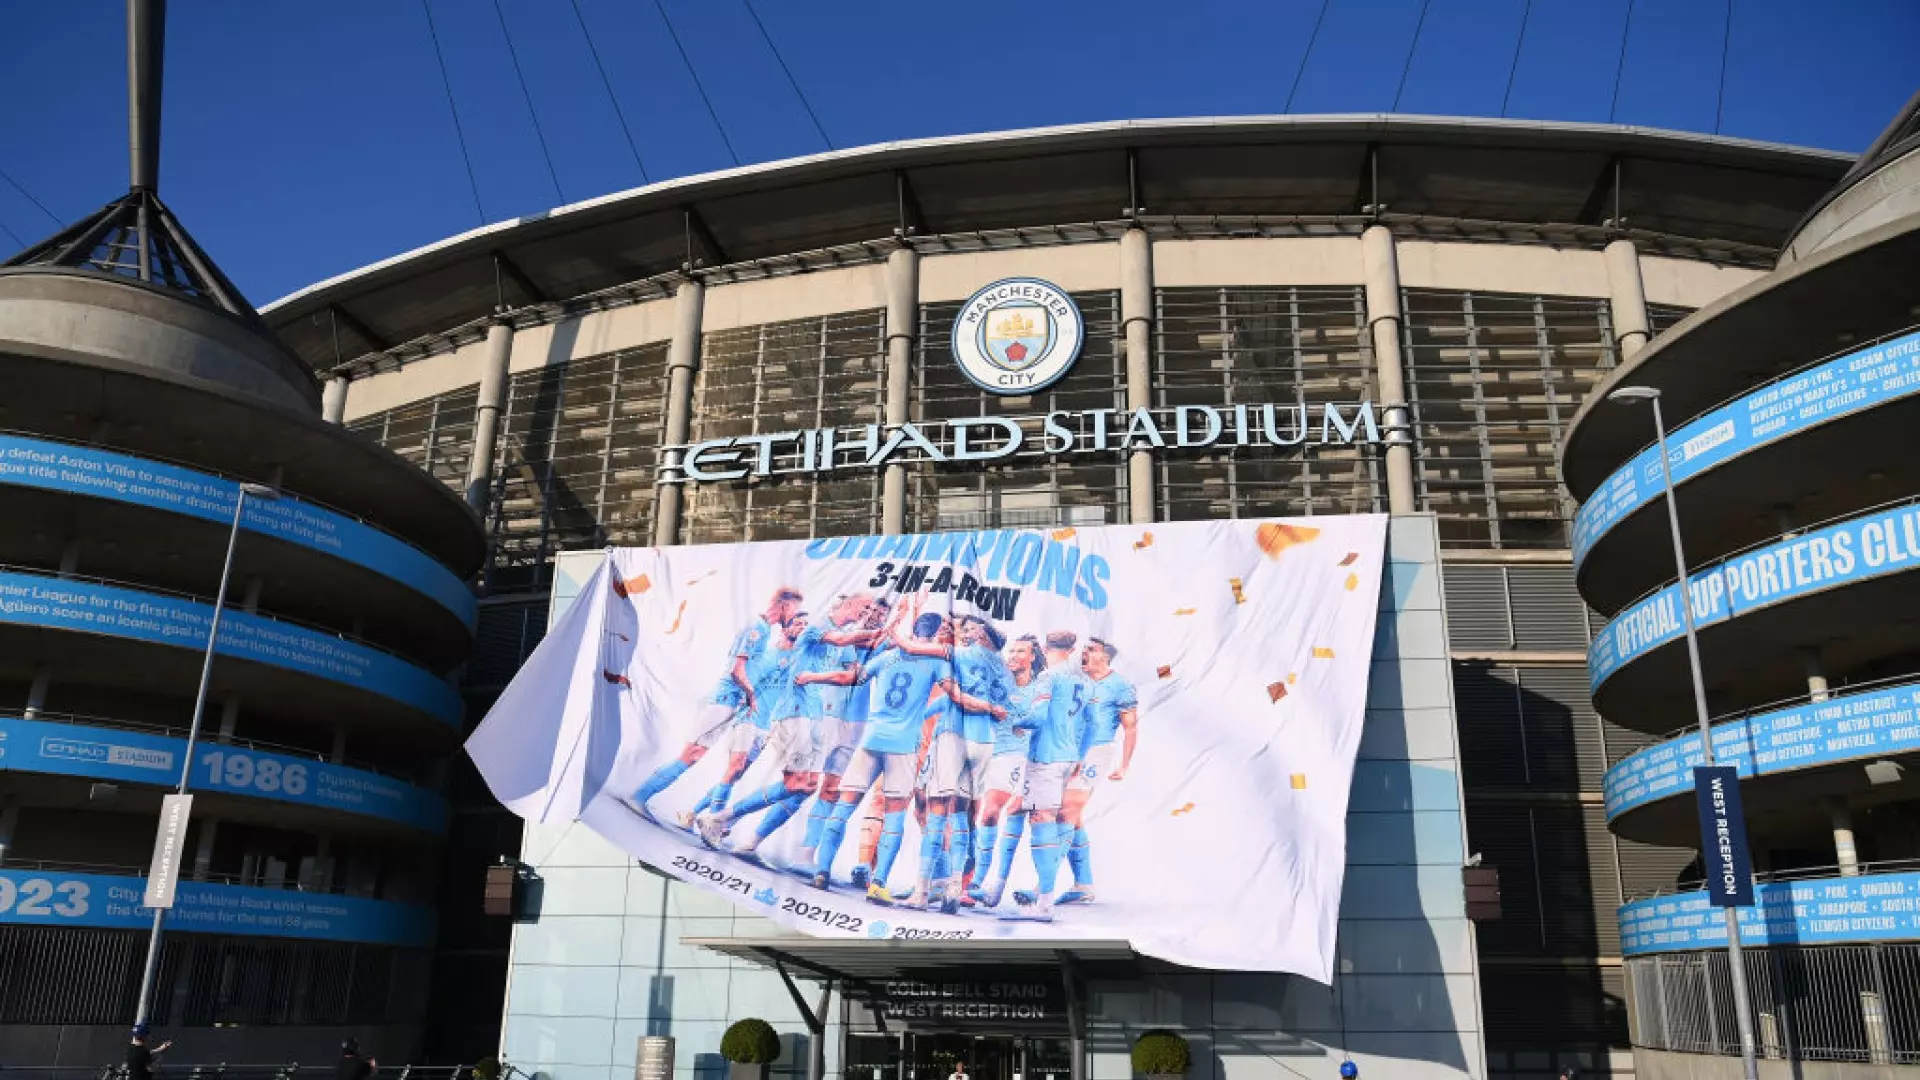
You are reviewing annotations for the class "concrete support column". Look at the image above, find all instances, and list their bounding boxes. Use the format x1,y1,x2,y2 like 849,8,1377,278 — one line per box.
1834,804,1860,877
1361,225,1418,514
0,799,18,865
652,281,706,546
23,666,51,719
882,247,919,535
1121,229,1156,525
1605,238,1652,363
216,696,241,742
191,819,218,880
321,376,350,424
464,319,517,511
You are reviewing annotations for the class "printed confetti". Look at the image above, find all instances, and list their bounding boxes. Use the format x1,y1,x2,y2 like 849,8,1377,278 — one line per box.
1344,572,1360,591
613,573,652,597
666,600,690,633
1338,552,1359,567
1171,803,1196,816
1267,681,1289,703
1288,672,1298,685
1051,527,1078,541
1157,664,1173,679
1229,578,1246,604
1290,774,1309,790
1173,607,1197,616
687,570,718,586
1134,532,1155,550
1256,521,1322,559
1312,647,1335,659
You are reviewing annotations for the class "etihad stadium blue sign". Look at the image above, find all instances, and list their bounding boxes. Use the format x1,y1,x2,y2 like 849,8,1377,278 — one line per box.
0,718,446,832
1606,681,1920,819
1620,871,1920,955
0,434,474,627
0,867,433,946
1574,330,1920,568
1590,503,1920,689
0,570,461,725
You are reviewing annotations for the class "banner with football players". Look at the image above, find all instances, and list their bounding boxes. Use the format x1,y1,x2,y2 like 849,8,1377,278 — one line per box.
467,515,1388,980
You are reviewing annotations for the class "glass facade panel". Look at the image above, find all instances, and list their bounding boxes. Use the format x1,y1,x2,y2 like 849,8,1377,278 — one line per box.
1151,286,1382,522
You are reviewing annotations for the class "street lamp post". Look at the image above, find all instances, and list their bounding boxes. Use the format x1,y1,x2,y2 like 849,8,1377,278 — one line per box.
130,481,280,1030
1608,385,1759,1080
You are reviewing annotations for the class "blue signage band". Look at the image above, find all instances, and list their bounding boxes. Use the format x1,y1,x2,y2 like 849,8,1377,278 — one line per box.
1606,680,1920,820
0,569,462,727
1573,329,1920,570
1590,500,1920,691
0,717,447,833
0,868,434,947
0,433,475,628
1621,870,1920,955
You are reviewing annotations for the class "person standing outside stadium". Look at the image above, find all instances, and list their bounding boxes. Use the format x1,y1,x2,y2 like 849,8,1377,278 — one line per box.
626,587,803,822
973,633,1050,908
693,593,884,858
1055,636,1139,905
125,1024,172,1080
1004,630,1090,922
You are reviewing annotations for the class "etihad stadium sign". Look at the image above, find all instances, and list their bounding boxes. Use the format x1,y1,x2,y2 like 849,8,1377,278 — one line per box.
660,401,1382,483
660,274,1380,484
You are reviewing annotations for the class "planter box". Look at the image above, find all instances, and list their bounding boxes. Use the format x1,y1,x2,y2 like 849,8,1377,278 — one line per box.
730,1063,770,1080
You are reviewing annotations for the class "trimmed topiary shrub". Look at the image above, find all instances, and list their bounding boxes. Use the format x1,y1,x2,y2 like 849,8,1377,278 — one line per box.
1131,1031,1191,1077
720,1019,782,1064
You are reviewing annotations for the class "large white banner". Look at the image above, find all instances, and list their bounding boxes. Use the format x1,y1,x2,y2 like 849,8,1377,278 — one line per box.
468,516,1387,979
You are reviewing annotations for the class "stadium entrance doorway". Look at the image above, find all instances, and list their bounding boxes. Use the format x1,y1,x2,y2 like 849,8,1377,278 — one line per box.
846,1033,1076,1080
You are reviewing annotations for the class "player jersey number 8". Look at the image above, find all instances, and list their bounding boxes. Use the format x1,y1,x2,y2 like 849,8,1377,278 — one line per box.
883,670,916,710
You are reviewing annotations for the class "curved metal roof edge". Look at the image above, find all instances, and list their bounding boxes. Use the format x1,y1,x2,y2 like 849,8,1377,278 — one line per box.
262,112,1853,317
1788,88,1920,247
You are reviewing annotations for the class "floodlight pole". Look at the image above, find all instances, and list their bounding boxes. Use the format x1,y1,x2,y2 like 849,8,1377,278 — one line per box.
130,482,279,1029
1612,386,1759,1080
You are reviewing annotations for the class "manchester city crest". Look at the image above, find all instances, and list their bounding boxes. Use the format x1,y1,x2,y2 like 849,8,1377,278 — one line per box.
951,277,1085,395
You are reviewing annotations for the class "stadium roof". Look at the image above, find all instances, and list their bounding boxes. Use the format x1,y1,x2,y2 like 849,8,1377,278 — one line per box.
262,113,1852,376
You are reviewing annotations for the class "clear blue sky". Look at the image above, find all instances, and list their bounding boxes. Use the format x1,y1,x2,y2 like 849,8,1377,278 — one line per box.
2,0,1914,306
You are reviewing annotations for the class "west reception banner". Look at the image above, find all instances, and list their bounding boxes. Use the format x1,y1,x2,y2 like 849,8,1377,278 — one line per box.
467,517,1388,980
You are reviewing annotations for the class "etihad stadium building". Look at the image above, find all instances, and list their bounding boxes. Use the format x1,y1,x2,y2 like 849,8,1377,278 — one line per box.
248,112,1899,1080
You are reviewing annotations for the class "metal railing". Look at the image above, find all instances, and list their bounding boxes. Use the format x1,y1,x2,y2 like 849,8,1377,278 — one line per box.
1627,943,1920,1064
1628,858,1920,903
